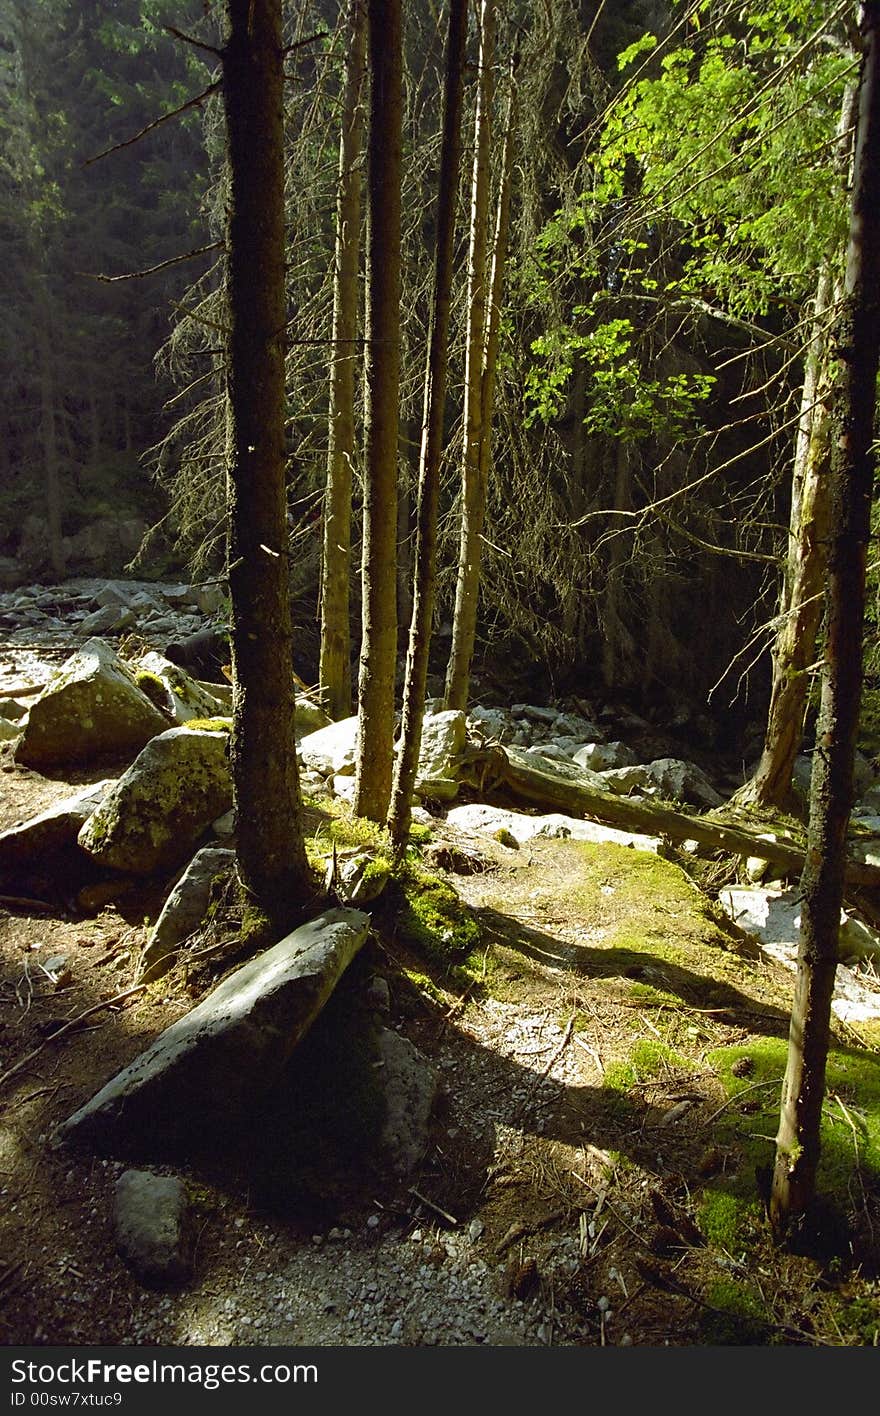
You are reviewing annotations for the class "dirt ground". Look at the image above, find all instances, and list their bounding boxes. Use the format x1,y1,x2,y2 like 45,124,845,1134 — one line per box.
1,712,880,1349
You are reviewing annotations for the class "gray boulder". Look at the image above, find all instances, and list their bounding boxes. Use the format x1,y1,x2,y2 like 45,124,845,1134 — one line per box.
133,651,228,725
376,1029,438,1178
573,740,637,772
298,715,358,777
138,847,237,982
57,907,371,1155
14,639,169,769
0,780,114,883
643,757,724,808
114,1170,194,1288
77,725,232,875
415,709,467,801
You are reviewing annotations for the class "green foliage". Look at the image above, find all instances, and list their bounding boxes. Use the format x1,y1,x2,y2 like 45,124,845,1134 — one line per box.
525,313,716,438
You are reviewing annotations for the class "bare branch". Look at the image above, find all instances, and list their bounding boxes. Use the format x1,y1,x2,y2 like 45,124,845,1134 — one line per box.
163,24,222,58
78,242,223,284
83,81,221,167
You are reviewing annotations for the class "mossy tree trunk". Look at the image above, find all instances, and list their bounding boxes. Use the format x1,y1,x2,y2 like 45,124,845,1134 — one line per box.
221,0,310,924
737,84,857,811
353,0,402,823
319,0,366,722
388,0,468,854
770,4,880,1236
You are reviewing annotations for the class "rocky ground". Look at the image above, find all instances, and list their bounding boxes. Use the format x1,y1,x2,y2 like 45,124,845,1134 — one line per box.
1,581,879,1350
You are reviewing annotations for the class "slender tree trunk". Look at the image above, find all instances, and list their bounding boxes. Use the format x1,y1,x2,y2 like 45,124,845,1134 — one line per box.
388,0,468,853
738,84,857,809
353,0,402,823
601,439,634,691
36,285,64,579
319,0,366,721
770,4,880,1235
221,0,310,923
444,0,495,711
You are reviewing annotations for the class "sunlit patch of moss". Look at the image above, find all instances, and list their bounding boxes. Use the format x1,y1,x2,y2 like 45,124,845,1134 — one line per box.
182,717,232,733
239,904,274,951
402,969,451,1007
699,1277,770,1345
699,1038,880,1255
135,669,172,714
394,867,482,969
603,1038,688,1093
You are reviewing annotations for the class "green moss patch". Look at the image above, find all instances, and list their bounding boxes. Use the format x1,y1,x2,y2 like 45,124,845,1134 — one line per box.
699,1038,880,1253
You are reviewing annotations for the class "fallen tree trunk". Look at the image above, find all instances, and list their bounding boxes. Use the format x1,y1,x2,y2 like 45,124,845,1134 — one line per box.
476,746,880,892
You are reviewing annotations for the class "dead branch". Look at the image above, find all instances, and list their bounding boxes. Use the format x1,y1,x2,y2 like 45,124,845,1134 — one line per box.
0,984,146,1093
83,82,221,167
79,242,223,284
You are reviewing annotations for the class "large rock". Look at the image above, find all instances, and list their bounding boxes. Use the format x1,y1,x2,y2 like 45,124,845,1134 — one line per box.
138,847,237,982
298,715,359,776
414,709,467,802
718,886,880,1024
133,651,228,725
113,1170,195,1288
643,758,724,809
77,725,232,875
57,907,371,1154
376,1029,438,1177
14,639,169,768
0,780,115,884
446,802,661,853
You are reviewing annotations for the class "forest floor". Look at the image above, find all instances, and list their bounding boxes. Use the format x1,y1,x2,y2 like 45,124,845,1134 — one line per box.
1,719,880,1351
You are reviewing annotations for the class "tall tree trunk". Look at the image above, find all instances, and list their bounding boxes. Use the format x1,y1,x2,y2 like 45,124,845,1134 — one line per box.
36,285,64,579
770,4,880,1235
221,0,310,923
319,0,366,722
444,0,495,712
353,0,402,823
388,0,468,853
737,83,857,809
601,439,635,691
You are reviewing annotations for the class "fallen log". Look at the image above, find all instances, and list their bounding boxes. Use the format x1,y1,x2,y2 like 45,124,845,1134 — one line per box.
480,746,880,892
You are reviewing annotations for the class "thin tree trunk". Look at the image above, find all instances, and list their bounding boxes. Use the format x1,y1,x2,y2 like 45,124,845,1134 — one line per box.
353,0,402,823
444,0,495,712
36,287,64,579
770,5,880,1235
738,84,857,809
221,0,310,922
319,0,366,721
388,0,468,853
601,439,635,691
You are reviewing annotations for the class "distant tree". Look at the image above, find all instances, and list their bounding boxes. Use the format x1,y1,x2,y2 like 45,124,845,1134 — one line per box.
353,0,402,824
388,0,467,853
444,0,495,713
221,0,311,924
771,0,880,1236
319,0,366,722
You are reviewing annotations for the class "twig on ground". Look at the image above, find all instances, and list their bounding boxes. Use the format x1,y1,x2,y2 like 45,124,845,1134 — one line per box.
0,984,146,1093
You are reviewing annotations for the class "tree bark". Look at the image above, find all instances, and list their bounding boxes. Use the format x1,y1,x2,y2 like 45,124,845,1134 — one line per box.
353,0,402,823
221,0,310,923
738,84,857,810
445,0,495,712
771,5,880,1235
388,0,468,854
36,286,64,579
319,0,366,722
